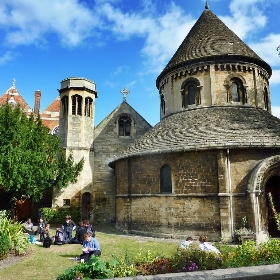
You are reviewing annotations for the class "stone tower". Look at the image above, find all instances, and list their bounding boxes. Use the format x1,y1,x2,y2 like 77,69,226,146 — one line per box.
53,77,97,215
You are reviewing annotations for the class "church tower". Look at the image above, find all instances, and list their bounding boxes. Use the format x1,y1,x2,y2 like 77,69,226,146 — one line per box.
54,77,97,216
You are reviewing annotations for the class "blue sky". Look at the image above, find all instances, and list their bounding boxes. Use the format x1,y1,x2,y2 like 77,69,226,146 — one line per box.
0,0,279,126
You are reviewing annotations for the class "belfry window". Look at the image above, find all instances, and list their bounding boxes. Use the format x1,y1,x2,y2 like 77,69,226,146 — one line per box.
118,115,131,136
181,78,201,108
71,94,82,116
84,97,93,117
61,96,68,116
160,165,172,193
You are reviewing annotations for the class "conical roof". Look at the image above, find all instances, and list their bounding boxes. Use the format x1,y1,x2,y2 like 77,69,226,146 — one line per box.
109,106,280,164
157,8,271,84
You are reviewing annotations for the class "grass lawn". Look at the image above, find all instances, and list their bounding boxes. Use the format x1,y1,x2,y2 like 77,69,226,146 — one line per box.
0,226,179,280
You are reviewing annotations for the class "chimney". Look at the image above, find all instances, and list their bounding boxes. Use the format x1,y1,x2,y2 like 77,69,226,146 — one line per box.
34,90,41,115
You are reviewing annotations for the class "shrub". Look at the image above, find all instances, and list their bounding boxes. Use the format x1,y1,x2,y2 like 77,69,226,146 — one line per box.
0,232,10,260
56,256,113,280
172,247,222,272
0,210,29,256
42,207,80,224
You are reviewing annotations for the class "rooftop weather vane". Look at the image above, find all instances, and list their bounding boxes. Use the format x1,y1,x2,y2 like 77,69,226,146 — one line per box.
120,87,130,102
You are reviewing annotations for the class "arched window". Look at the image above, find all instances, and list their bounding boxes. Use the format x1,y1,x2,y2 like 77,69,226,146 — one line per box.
52,126,59,135
71,94,82,116
264,86,269,110
181,78,201,108
188,85,196,105
84,97,93,117
227,77,246,104
160,165,172,193
61,96,68,116
118,115,131,136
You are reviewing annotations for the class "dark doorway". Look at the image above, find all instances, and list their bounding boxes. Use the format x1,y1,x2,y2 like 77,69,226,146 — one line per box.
82,192,91,220
265,176,280,237
15,197,32,222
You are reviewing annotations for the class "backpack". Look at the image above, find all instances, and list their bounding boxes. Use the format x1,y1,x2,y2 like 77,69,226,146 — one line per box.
55,229,66,245
29,235,36,244
43,236,52,248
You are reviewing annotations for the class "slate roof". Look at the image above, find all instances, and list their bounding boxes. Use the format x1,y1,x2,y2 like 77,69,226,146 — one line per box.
157,8,271,85
109,107,280,163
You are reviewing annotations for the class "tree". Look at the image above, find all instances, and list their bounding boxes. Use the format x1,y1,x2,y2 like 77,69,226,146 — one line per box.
0,104,84,202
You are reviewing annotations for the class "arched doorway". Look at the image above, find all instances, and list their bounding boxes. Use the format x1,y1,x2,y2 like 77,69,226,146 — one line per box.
82,192,91,220
265,176,280,237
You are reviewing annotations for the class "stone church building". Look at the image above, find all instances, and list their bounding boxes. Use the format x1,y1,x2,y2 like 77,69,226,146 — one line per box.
109,4,280,243
1,3,280,243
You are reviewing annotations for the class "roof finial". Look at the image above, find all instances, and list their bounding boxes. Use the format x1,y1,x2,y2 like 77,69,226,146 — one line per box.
205,0,209,9
12,78,16,87
120,87,130,102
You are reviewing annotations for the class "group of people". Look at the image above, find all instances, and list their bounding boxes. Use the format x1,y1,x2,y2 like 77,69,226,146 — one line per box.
23,215,101,262
179,235,221,255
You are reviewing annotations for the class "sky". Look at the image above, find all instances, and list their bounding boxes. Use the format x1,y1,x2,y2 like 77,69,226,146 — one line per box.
0,0,279,126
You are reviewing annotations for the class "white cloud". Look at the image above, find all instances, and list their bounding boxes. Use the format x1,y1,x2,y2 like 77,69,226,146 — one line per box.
249,34,280,67
99,2,195,73
219,0,267,40
0,51,13,65
272,106,280,119
270,70,280,85
0,0,97,47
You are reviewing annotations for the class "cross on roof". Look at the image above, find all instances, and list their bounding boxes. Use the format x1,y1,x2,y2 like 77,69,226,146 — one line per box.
120,87,130,102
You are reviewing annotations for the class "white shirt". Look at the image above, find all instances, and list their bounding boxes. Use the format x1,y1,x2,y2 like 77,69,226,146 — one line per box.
199,242,220,254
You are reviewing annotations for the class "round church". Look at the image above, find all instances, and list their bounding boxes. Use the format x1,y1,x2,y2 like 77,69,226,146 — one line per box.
109,4,280,243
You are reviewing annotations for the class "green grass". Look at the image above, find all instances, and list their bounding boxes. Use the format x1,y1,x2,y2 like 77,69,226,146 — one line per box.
0,227,178,280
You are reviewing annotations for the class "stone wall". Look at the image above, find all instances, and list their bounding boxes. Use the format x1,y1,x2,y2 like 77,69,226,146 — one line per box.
93,102,151,223
115,148,280,240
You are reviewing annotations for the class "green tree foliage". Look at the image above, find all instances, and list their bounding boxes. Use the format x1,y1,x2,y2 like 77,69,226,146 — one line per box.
0,104,84,201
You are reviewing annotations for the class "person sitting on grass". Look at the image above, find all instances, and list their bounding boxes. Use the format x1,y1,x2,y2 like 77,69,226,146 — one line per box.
70,222,87,244
80,232,101,263
83,220,95,237
23,218,35,235
179,236,193,250
35,217,46,236
40,224,54,243
199,235,220,254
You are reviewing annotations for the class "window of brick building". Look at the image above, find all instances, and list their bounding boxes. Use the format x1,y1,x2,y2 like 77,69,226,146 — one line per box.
52,126,59,135
118,115,131,136
160,165,172,193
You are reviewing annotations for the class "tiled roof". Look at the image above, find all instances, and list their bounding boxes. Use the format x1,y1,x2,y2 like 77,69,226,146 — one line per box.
110,107,280,163
44,96,60,112
0,86,32,111
157,9,271,83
